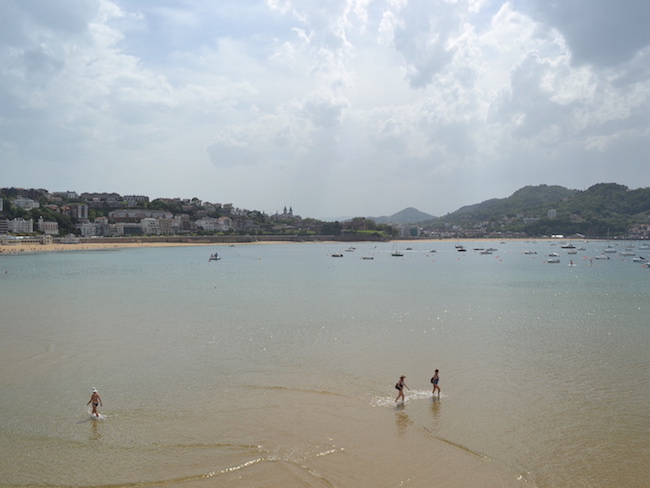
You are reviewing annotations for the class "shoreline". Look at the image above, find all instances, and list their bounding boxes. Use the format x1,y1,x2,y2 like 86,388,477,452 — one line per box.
0,241,219,255
0,236,612,255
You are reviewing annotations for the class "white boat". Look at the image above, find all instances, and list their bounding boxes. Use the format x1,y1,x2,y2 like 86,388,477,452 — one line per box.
594,254,610,260
208,253,221,261
632,256,645,263
331,252,343,257
524,250,537,255
547,257,561,263
604,247,617,253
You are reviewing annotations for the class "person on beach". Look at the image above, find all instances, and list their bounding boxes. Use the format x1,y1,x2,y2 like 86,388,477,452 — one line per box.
87,388,102,417
395,375,409,403
431,369,440,398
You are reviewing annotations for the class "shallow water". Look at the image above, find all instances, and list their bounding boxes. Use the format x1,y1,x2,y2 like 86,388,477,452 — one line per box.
1,240,649,487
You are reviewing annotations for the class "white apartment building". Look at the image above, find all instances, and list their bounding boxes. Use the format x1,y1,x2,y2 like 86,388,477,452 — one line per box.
9,218,34,233
79,222,101,237
195,218,218,232
37,217,59,235
13,197,40,211
141,218,161,235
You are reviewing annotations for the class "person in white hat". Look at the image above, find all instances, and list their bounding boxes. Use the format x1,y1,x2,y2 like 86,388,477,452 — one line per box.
87,388,102,417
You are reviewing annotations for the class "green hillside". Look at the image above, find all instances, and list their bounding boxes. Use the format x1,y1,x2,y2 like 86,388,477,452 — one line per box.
426,183,650,238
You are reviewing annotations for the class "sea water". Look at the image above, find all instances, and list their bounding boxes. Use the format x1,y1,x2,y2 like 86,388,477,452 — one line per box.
1,241,649,487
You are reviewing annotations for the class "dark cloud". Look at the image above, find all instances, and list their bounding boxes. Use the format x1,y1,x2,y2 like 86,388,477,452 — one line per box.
392,0,458,88
524,0,650,67
8,0,95,36
302,97,347,128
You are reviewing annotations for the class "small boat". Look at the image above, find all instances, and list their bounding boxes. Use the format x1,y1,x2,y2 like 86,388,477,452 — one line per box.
594,254,610,260
632,256,645,263
456,246,466,252
209,253,221,261
391,250,404,257
547,257,561,263
331,252,343,257
561,243,576,249
524,250,537,255
480,250,492,255
604,247,617,253
362,256,374,260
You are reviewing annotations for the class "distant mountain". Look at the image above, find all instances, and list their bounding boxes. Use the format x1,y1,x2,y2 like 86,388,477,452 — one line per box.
372,207,436,225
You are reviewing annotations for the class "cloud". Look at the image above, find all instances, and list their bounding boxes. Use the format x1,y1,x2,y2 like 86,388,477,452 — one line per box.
524,0,650,68
1,0,649,219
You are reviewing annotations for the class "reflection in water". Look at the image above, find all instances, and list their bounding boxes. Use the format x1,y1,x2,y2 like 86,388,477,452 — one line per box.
395,404,411,436
89,419,103,442
430,397,441,428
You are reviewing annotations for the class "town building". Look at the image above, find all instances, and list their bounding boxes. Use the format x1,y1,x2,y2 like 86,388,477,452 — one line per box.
37,217,59,235
8,218,34,233
13,197,40,211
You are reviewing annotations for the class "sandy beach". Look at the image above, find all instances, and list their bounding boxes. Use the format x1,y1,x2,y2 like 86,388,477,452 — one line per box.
0,236,587,255
0,241,217,254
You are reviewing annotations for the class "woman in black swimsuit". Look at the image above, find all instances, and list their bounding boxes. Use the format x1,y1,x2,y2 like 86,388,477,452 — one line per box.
395,375,409,403
87,388,102,417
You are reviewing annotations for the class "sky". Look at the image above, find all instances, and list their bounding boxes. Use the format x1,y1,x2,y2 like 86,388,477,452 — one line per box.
1,0,649,220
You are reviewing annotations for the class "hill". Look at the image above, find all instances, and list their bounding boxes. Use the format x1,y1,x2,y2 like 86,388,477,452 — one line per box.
372,207,436,225
440,185,578,223
425,183,650,238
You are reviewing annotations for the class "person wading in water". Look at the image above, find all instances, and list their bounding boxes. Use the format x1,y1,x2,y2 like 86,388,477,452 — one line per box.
395,375,409,403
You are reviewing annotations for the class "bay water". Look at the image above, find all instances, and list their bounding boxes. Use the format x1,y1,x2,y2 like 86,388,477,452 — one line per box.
1,240,649,488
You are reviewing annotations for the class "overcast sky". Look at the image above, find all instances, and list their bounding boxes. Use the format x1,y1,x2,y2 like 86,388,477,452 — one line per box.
2,0,649,219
